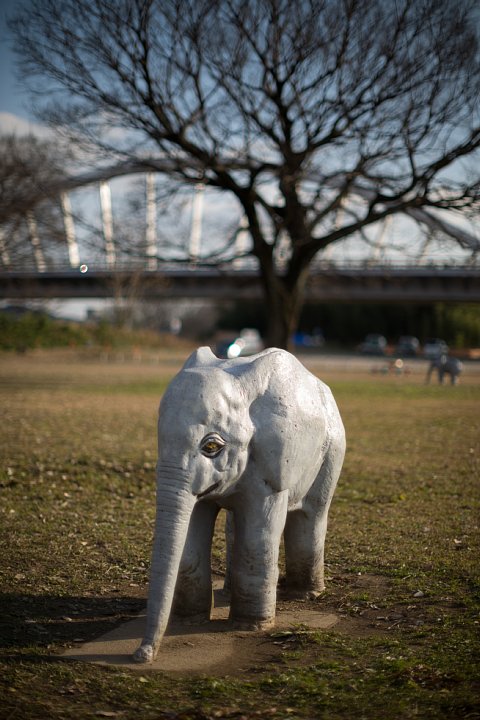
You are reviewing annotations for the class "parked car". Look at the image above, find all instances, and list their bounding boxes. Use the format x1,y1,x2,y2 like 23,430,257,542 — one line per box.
216,328,263,359
358,333,387,355
395,335,420,357
292,329,325,349
423,338,449,359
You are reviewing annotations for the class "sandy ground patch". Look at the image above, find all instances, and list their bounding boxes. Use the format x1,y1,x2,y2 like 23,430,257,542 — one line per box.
62,583,339,675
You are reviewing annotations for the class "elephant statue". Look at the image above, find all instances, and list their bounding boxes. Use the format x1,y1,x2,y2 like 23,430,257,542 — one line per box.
426,354,463,385
133,346,346,663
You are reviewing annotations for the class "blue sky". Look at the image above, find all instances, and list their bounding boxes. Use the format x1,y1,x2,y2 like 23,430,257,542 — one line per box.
0,0,475,279
0,0,29,118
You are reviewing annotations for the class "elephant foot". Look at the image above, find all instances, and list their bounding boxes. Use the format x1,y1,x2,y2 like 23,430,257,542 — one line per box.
231,616,275,631
280,573,325,600
175,611,210,625
279,577,325,600
282,587,325,600
132,643,154,664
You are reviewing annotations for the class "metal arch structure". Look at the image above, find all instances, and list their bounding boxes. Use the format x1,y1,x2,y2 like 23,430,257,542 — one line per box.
0,169,479,302
0,173,219,274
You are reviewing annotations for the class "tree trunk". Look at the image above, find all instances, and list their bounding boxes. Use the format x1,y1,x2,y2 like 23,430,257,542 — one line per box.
262,267,309,351
244,200,310,350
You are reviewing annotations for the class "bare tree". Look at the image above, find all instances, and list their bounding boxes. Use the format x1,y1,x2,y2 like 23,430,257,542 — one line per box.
10,0,480,347
0,134,74,269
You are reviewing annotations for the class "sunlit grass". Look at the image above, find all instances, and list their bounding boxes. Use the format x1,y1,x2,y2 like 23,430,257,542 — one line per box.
1,351,479,719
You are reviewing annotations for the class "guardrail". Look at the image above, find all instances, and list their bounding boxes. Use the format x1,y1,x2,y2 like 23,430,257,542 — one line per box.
1,259,479,274
1,264,480,302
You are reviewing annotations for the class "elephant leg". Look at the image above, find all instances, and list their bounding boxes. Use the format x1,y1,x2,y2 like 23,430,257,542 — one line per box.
229,489,288,630
284,443,344,598
223,510,234,594
283,507,328,597
173,500,218,621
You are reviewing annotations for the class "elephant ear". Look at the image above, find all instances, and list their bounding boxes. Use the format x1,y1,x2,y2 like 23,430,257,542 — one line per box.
233,350,327,493
181,346,220,370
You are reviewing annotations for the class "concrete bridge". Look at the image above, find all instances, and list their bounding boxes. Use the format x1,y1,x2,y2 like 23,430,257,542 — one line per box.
1,170,479,305
2,264,479,303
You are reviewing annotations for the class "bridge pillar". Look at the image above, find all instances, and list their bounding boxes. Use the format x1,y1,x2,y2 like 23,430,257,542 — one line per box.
27,211,46,272
60,192,80,268
100,181,115,268
370,216,391,264
233,215,252,268
146,172,157,270
189,183,205,262
0,228,11,269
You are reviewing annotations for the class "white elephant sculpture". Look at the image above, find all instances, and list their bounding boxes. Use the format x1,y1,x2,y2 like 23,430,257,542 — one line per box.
133,347,346,663
426,354,463,385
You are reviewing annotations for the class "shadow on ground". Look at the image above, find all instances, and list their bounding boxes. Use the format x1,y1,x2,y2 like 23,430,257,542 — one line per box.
0,592,145,651
0,586,340,674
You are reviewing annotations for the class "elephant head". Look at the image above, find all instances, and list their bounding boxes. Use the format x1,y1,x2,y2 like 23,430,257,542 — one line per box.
133,346,342,663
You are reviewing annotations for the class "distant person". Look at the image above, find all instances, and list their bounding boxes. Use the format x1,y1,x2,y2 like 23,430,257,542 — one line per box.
426,354,463,385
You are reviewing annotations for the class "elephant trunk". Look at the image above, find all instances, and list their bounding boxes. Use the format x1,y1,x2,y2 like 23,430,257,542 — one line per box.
133,473,196,663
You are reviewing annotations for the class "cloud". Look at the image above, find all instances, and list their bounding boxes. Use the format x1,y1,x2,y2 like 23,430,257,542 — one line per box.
0,112,51,137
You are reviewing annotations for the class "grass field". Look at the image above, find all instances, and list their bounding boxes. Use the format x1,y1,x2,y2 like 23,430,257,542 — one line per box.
1,349,479,719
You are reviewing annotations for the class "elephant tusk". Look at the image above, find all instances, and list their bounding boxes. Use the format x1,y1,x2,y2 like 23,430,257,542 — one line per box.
196,481,220,499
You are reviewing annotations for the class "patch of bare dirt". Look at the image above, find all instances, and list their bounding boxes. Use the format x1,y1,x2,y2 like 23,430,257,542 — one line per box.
61,575,404,675
321,572,449,639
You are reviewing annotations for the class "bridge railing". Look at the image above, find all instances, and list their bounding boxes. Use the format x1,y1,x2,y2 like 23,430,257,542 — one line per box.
1,172,478,274
1,256,479,276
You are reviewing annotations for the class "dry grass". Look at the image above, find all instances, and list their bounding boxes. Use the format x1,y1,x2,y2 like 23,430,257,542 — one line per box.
1,349,479,719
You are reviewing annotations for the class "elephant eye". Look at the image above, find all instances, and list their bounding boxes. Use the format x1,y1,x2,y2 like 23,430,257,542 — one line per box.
200,433,225,458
